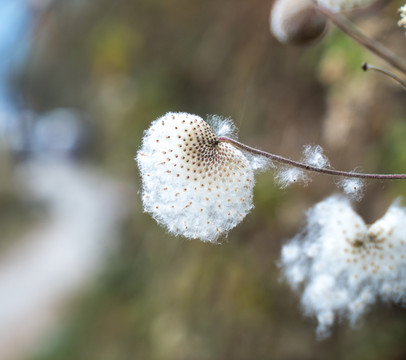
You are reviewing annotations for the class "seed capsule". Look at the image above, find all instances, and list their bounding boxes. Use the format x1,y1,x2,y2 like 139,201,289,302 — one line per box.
271,0,328,46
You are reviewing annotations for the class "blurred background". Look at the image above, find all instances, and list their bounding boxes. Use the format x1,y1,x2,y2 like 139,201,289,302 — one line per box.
1,0,406,359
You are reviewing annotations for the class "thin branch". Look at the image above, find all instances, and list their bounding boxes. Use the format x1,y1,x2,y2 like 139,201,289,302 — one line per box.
341,0,392,18
362,62,406,90
218,136,406,180
316,5,406,76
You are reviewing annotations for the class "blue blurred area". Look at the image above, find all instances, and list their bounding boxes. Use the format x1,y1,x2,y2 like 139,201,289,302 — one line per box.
0,0,92,158
0,0,33,148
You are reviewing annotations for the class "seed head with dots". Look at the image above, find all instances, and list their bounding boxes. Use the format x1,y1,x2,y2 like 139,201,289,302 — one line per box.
136,112,255,242
280,195,406,338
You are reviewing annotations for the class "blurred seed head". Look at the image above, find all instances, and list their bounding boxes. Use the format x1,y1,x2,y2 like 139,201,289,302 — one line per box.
270,0,328,46
281,195,406,337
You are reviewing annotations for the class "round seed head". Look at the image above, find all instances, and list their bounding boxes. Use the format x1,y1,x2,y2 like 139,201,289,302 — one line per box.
271,0,328,46
136,112,255,243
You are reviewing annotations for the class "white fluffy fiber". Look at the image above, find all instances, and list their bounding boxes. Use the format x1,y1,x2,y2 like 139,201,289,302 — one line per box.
280,195,406,338
206,115,238,139
337,177,365,201
302,145,330,169
136,112,257,243
274,167,310,188
274,145,329,189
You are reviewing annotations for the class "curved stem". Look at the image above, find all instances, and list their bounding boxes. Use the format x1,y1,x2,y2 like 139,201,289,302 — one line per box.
218,136,406,180
316,6,406,76
362,62,406,90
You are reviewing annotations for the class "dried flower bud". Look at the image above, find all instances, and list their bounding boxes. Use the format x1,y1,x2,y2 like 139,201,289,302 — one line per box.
271,0,328,45
136,112,256,243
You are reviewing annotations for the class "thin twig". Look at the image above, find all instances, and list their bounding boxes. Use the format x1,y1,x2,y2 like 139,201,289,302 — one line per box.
218,136,406,180
316,5,406,76
341,0,392,18
362,62,406,90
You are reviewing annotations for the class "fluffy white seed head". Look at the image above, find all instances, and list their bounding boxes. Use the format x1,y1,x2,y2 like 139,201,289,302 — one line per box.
275,167,310,188
136,112,255,243
271,0,328,45
302,144,330,168
337,177,364,201
280,195,406,337
317,0,376,12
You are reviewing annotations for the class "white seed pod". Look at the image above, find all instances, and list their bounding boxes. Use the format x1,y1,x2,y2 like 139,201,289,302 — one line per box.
317,0,376,12
136,112,255,243
271,0,328,45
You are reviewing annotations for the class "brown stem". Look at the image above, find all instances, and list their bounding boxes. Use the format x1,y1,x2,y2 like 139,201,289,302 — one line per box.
316,5,406,76
218,136,406,180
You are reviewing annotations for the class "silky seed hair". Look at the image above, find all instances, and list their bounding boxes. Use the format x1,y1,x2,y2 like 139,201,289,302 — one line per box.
136,112,255,243
274,167,310,188
338,177,364,201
